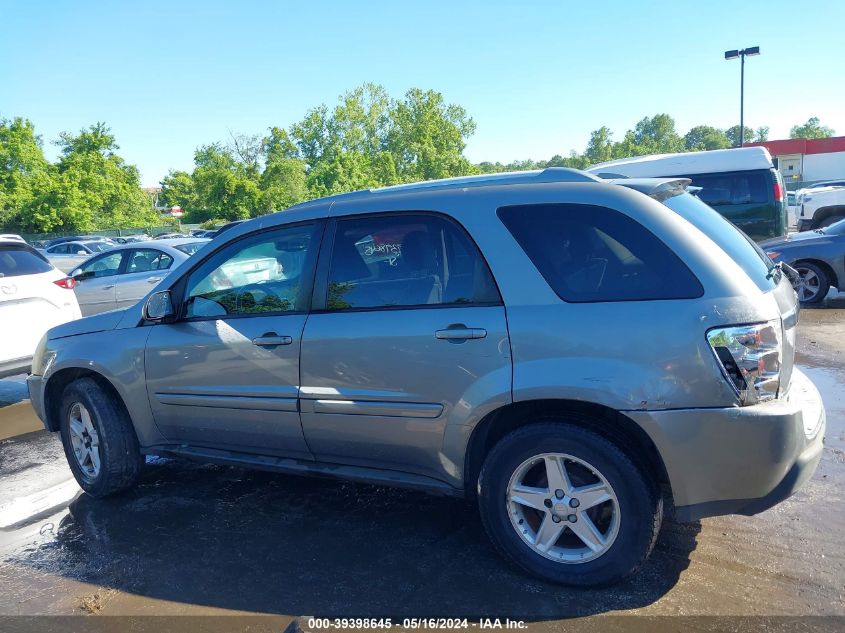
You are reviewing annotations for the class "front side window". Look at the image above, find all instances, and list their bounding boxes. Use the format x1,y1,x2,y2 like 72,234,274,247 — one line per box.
77,252,124,278
184,223,319,318
48,244,70,254
325,213,500,310
127,249,173,274
498,203,703,302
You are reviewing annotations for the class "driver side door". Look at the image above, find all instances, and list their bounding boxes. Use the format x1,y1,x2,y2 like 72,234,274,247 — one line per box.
72,251,126,316
144,221,323,457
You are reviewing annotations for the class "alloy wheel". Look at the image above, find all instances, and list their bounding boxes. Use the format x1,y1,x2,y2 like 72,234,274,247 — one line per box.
795,266,821,302
507,453,620,563
68,402,101,480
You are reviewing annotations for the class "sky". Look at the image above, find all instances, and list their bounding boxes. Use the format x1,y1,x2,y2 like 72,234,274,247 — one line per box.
2,0,844,187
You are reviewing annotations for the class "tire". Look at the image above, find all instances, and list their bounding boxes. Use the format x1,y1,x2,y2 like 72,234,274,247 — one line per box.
478,422,662,587
59,377,143,498
793,261,830,304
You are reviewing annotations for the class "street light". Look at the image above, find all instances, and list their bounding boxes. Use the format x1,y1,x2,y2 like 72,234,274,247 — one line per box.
724,46,760,147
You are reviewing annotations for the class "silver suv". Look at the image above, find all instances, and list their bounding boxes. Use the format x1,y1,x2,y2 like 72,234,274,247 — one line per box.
28,169,825,586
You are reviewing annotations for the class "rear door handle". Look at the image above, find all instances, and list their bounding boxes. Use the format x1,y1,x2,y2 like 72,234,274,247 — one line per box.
147,276,163,283
435,327,487,340
103,284,115,290
252,333,293,347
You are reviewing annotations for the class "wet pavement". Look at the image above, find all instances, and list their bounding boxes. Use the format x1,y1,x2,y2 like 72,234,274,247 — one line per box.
0,296,843,631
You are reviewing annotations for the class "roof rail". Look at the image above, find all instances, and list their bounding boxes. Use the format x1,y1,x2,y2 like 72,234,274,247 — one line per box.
310,167,601,205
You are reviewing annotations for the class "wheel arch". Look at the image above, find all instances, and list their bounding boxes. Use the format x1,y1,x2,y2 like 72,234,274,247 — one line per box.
463,399,671,501
43,367,129,433
810,205,845,229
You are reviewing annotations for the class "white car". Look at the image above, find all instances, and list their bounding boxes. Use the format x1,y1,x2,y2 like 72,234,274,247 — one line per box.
796,186,845,231
0,239,81,378
42,240,114,273
70,238,209,316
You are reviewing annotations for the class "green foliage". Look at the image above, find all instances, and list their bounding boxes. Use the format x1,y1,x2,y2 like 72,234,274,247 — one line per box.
789,117,834,140
0,120,158,233
684,126,731,151
725,125,755,147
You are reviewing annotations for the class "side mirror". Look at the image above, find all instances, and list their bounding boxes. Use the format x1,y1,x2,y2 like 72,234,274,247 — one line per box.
144,290,176,322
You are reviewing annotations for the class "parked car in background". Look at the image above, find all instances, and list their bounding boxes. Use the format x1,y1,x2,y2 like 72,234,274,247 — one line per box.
207,219,246,238
0,238,80,377
153,232,185,240
28,168,822,587
70,238,209,316
587,147,788,240
761,218,845,303
795,186,845,231
42,240,114,273
43,235,114,249
113,234,152,244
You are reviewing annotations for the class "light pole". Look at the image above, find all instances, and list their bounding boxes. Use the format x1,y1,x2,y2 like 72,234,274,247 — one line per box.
724,46,760,147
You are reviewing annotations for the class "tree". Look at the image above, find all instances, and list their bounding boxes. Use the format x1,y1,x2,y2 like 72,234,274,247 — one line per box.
0,117,53,229
584,127,614,164
627,114,684,155
684,125,730,151
790,117,834,139
725,125,755,148
754,126,769,142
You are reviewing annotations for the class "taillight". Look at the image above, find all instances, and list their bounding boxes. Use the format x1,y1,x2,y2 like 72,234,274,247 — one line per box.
707,320,782,405
54,277,76,289
773,180,784,202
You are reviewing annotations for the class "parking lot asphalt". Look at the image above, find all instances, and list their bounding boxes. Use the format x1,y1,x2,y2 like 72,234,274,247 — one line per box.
0,297,843,630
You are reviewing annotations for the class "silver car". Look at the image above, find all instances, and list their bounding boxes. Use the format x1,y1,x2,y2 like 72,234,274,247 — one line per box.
27,169,825,586
42,240,114,273
761,218,845,303
70,238,209,316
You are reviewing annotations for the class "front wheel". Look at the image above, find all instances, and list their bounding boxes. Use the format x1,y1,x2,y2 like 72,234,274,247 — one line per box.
478,422,662,586
793,261,830,304
59,377,143,497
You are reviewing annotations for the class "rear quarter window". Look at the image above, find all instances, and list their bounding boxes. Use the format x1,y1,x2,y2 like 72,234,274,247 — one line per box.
0,246,54,277
498,204,703,302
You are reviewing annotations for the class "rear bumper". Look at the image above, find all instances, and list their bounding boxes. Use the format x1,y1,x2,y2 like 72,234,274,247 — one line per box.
627,368,825,522
0,356,32,379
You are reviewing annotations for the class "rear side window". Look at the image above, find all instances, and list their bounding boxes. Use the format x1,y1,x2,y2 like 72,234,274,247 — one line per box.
498,204,703,302
326,213,500,310
663,192,776,291
683,171,768,205
0,245,54,277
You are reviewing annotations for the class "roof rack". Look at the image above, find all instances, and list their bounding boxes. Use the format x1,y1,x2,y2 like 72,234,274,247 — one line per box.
306,167,601,205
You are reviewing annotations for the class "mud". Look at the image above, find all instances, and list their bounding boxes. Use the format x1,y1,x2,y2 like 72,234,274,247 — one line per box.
0,298,843,629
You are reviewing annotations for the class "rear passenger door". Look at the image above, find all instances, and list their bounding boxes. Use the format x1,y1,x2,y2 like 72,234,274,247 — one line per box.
299,212,512,484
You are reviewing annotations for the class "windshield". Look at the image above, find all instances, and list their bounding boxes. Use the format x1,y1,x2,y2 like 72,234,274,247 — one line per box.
662,192,777,291
174,241,208,256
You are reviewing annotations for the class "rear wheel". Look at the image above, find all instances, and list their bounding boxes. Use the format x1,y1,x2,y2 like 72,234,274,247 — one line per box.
478,422,661,587
59,377,143,497
793,261,830,304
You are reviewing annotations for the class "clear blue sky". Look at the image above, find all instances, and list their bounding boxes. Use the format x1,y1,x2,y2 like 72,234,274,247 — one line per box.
2,0,843,187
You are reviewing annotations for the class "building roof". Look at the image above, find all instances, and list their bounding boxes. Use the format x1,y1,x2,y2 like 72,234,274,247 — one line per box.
746,136,845,156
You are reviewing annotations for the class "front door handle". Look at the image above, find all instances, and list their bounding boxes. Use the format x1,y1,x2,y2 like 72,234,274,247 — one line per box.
147,276,163,283
435,326,487,340
252,333,293,347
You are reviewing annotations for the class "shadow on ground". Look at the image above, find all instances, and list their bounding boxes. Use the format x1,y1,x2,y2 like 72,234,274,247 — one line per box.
6,457,700,619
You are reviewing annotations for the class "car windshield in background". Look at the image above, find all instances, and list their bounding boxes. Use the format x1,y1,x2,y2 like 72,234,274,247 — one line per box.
0,245,54,277
662,192,777,291
174,241,208,256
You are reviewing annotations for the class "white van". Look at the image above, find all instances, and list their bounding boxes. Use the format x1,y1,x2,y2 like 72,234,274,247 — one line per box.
588,147,788,240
